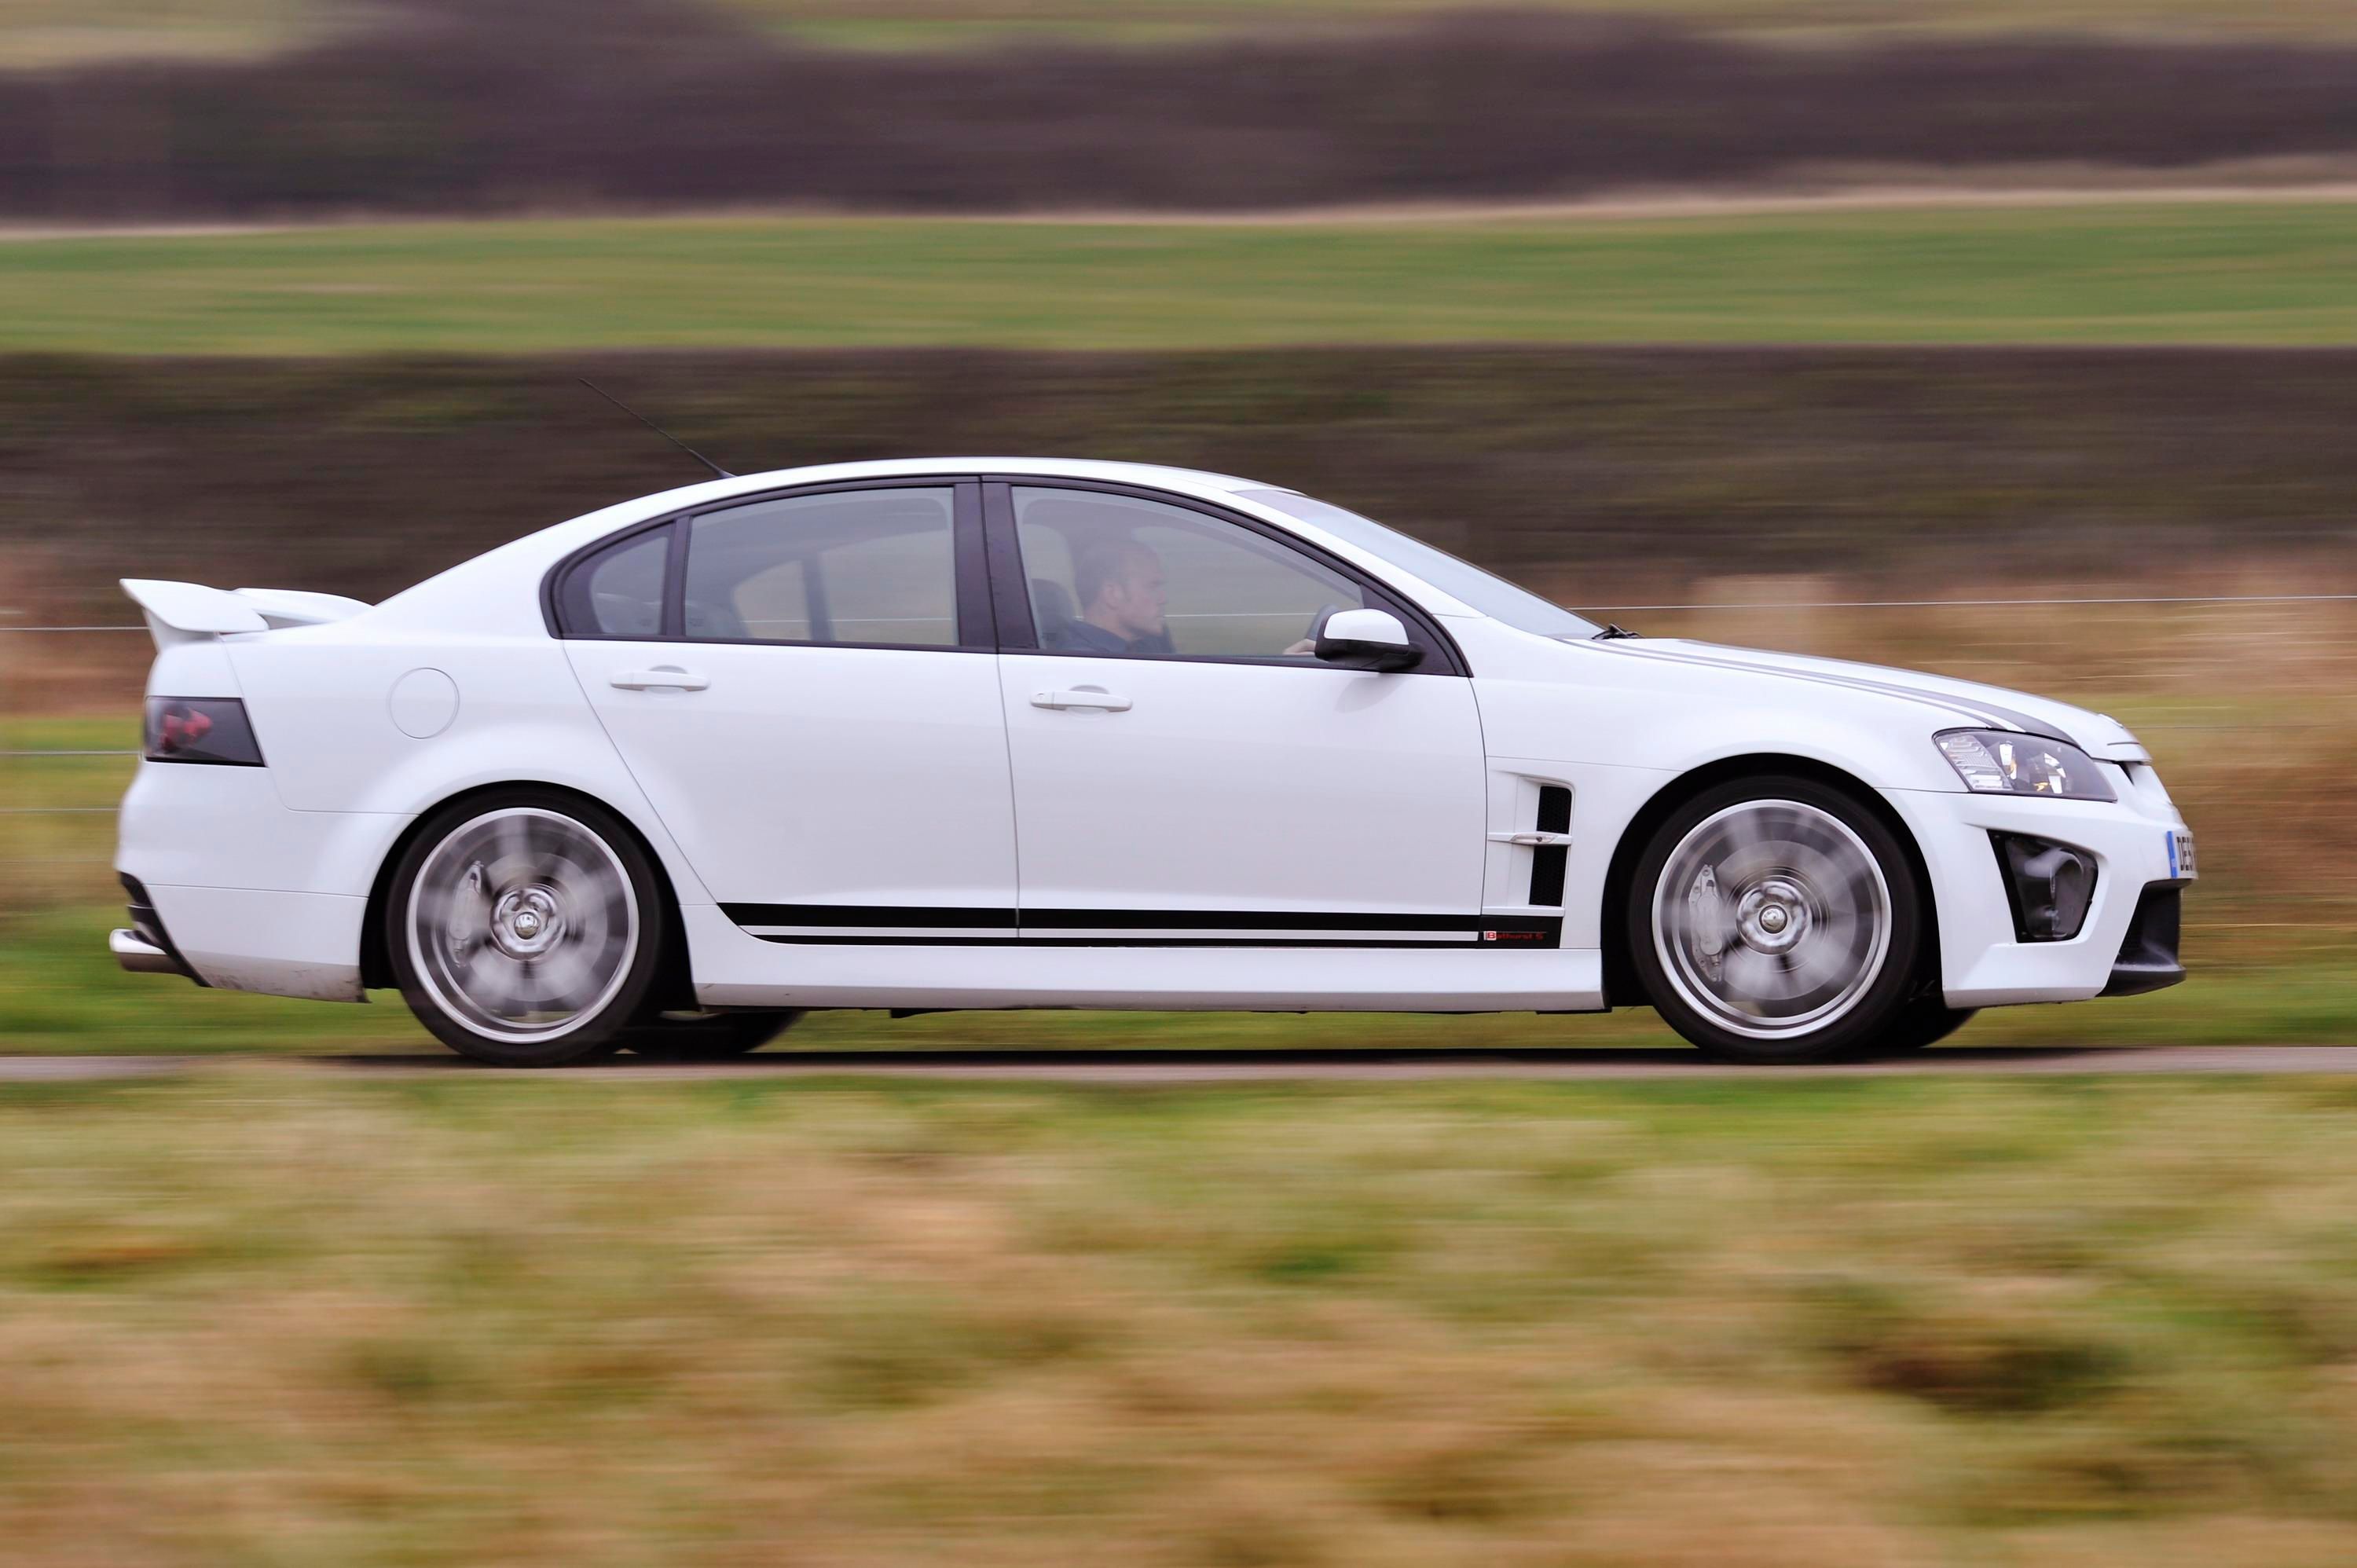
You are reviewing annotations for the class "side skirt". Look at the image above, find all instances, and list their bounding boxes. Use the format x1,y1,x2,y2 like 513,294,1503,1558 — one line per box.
683,906,1605,1013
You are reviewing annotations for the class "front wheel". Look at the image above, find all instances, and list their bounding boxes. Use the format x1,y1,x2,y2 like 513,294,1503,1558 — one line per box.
1629,777,1925,1064
387,790,667,1067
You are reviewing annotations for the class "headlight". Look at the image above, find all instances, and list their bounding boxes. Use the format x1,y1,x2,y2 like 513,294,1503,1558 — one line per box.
1934,729,2114,801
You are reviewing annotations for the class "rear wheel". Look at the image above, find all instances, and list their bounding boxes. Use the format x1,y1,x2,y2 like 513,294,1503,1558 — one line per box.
1629,776,1925,1064
388,790,665,1067
624,1009,805,1058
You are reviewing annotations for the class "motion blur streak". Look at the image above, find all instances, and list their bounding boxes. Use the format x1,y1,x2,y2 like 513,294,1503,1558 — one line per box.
3,0,2355,1559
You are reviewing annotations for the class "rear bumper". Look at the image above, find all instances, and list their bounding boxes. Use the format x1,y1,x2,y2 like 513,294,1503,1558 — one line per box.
113,760,398,1002
111,928,185,976
110,885,369,1001
112,874,203,984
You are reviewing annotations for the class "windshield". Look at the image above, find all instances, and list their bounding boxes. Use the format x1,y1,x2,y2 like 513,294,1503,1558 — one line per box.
1237,490,1601,639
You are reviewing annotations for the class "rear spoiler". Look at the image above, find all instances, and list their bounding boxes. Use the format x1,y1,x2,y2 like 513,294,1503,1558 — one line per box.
122,579,371,647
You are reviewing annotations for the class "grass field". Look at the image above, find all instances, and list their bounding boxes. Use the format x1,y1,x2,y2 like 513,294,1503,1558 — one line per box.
12,899,2356,1056
9,567,2353,1056
16,0,2357,68
727,0,2357,46
9,202,2357,354
0,0,323,67
11,1070,2357,1563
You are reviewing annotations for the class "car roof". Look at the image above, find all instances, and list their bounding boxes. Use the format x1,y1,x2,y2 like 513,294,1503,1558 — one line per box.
540,457,1287,561
632,457,1274,513
364,458,1304,634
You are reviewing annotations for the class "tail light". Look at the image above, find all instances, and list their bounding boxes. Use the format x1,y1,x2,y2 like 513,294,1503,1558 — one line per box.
143,697,266,766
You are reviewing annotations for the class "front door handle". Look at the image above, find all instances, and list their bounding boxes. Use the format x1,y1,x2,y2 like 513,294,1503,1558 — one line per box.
1032,688,1131,712
610,666,709,692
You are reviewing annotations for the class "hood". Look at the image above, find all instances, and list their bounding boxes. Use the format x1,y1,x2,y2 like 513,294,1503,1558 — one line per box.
1585,639,2146,760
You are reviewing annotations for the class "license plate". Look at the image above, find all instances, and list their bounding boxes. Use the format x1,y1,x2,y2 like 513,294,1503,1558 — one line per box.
2167,829,2198,881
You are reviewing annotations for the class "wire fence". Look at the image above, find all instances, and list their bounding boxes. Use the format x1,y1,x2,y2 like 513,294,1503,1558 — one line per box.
8,589,2352,815
9,590,2357,634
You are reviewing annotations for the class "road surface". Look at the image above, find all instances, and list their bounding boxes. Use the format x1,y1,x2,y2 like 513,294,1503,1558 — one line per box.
4,1046,2355,1083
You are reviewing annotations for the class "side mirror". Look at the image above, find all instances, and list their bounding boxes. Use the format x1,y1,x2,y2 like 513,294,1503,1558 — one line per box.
1314,607,1423,672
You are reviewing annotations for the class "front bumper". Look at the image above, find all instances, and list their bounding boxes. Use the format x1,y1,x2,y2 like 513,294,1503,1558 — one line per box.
1881,782,2190,1010
2102,882,2185,997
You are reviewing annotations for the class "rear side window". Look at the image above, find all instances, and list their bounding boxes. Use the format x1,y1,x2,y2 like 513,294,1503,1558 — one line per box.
683,488,959,647
559,528,669,638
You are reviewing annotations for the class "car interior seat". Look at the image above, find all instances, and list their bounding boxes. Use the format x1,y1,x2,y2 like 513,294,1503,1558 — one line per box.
1031,577,1078,649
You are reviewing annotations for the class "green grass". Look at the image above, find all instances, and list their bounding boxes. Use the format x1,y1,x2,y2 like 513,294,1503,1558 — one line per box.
709,0,2357,45
5,900,2347,1057
12,1072,2357,1561
5,709,2344,1055
9,203,2357,354
20,0,2357,68
0,0,328,67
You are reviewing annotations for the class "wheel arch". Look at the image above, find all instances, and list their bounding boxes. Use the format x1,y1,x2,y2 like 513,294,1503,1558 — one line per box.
1596,753,1941,1009
358,780,695,1009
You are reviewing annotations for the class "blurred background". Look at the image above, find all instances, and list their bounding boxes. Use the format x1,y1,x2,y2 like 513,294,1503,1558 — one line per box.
3,4,2357,1562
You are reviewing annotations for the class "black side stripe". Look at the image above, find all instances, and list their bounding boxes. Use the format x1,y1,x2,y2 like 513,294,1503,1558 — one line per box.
723,903,1017,929
720,904,1562,947
1020,909,1527,932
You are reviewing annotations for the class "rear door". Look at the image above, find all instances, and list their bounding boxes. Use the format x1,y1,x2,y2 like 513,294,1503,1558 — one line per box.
988,481,1503,947
562,479,1019,941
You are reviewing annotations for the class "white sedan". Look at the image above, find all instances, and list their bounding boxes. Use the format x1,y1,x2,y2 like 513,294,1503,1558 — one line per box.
112,459,2190,1065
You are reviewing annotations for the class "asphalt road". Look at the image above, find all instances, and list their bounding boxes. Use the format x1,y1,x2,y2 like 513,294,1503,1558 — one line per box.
4,1046,2356,1083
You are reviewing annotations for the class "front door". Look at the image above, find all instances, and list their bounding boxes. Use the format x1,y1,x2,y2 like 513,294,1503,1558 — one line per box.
990,482,1498,947
563,480,1019,941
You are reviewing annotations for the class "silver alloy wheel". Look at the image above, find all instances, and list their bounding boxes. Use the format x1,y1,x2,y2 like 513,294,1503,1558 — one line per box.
1650,799,1893,1041
405,807,640,1045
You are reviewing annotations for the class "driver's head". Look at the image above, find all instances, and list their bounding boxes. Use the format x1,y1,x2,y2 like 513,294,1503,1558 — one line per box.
1075,539,1167,640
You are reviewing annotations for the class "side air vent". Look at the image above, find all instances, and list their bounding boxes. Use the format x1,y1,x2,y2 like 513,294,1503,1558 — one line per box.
1528,786,1571,907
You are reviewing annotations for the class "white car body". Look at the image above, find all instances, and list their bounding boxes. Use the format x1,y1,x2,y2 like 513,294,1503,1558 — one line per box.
112,458,2190,1053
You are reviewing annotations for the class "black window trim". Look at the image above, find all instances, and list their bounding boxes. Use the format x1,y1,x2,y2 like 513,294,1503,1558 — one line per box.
541,472,1469,676
981,475,1468,677
542,477,993,654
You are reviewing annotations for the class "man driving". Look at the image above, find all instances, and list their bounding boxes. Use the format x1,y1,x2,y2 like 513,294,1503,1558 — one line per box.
1057,538,1168,654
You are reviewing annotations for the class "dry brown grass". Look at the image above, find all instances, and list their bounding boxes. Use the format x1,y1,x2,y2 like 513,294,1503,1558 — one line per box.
16,564,2348,926
7,1070,2357,1563
6,562,2348,1053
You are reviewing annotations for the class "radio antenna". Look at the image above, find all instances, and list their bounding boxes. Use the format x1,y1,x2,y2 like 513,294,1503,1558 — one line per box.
577,378,734,479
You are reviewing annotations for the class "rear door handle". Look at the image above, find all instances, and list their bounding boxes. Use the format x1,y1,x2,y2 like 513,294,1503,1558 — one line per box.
610,666,709,692
1032,688,1131,712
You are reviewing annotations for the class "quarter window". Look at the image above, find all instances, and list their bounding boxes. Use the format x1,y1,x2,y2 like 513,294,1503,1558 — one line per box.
684,488,960,647
563,527,669,638
1012,487,1368,661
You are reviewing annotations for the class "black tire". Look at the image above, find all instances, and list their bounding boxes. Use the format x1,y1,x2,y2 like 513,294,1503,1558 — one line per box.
624,1009,806,1058
1627,775,1926,1064
1875,998,1978,1054
387,789,668,1067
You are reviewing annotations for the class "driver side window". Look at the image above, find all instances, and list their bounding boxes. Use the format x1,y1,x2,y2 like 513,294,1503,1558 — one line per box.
1012,487,1366,661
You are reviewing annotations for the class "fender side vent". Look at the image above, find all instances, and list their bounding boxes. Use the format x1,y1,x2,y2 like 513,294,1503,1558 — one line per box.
1528,786,1571,907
